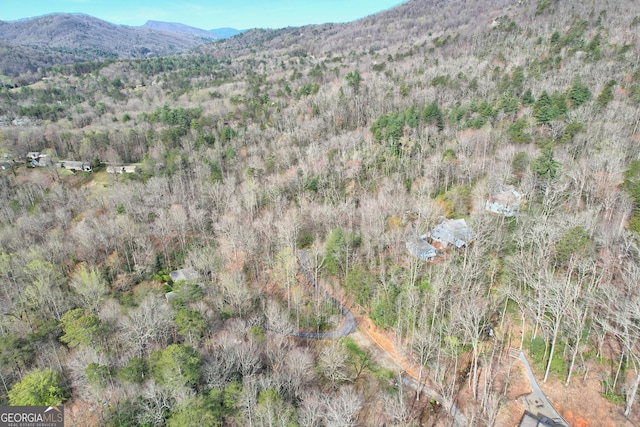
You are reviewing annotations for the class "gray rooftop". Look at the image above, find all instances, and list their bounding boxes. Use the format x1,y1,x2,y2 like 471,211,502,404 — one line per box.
519,411,561,427
428,218,474,248
169,268,200,283
406,235,437,260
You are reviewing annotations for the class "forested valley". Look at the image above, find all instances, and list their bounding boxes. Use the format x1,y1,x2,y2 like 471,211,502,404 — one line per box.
1,0,640,425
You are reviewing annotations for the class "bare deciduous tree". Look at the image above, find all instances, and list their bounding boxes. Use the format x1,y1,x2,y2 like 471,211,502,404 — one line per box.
318,341,352,388
323,386,363,427
121,295,174,356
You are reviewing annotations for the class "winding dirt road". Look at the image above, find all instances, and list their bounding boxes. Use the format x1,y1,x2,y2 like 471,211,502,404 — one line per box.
293,250,468,426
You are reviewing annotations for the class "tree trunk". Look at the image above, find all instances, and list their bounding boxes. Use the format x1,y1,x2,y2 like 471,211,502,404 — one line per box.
520,310,525,351
624,370,640,418
543,318,561,383
613,351,625,391
471,344,479,399
565,336,580,387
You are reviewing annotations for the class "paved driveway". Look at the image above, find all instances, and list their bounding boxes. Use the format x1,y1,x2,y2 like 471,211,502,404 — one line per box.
512,349,570,426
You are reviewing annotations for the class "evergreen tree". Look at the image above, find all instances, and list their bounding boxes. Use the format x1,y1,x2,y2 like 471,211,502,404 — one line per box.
60,308,105,349
346,69,362,93
508,118,531,143
533,91,553,125
555,226,593,266
175,309,207,342
150,344,201,389
85,363,110,388
324,228,347,276
597,80,616,107
500,90,520,113
117,357,148,384
511,66,525,95
521,88,535,105
512,151,529,177
531,145,560,179
622,160,640,232
168,395,222,427
422,101,444,131
550,91,568,117
568,76,591,107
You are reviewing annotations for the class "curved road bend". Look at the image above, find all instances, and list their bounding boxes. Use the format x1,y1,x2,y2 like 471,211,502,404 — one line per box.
292,251,357,339
293,251,467,427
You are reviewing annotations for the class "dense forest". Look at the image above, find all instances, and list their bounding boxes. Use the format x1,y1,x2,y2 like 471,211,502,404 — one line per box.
1,0,640,425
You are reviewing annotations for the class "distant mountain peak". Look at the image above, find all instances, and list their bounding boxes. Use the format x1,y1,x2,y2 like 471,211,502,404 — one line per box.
209,27,244,39
141,20,242,40
141,20,218,39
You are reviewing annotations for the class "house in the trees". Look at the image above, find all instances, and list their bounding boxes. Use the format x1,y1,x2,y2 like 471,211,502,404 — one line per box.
170,268,200,283
485,184,523,217
60,161,92,172
427,218,474,249
27,152,50,167
165,291,176,303
406,234,438,261
166,268,201,303
106,164,139,174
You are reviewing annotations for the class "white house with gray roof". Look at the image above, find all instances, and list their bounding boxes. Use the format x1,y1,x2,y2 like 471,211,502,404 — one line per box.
60,161,92,172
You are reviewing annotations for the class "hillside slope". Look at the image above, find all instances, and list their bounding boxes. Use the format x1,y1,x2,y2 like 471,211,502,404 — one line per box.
2,0,640,425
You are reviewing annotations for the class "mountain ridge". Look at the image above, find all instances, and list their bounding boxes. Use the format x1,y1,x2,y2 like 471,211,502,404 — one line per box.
142,20,219,40
141,20,243,40
0,13,215,79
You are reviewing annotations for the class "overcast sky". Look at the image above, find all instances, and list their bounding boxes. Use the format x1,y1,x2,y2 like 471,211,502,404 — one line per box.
1,0,405,30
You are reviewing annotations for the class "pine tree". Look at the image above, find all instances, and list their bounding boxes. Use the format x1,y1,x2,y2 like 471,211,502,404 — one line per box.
533,91,553,125
531,145,560,179
597,80,616,107
568,76,591,107
521,88,535,105
422,101,444,131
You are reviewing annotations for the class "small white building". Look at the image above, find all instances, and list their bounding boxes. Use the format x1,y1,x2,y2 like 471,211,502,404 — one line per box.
28,153,50,167
106,164,139,174
60,161,92,172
